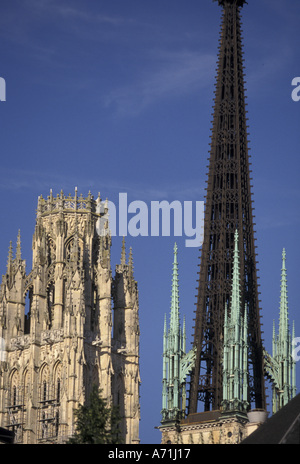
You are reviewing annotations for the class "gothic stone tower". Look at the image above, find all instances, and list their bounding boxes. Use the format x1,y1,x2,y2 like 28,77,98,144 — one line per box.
188,0,266,414
0,190,140,444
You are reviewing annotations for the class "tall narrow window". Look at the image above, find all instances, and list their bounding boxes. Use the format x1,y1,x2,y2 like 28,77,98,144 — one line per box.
24,288,33,335
91,285,98,331
56,379,60,403
47,283,55,329
13,385,17,406
43,380,47,402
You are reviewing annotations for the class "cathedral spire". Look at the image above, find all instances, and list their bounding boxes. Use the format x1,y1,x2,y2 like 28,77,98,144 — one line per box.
189,0,265,414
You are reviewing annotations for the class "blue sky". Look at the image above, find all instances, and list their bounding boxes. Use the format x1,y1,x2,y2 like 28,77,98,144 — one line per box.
0,0,299,444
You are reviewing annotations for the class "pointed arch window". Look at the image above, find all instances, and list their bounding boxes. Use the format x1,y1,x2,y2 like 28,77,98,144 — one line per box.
13,385,17,407
47,282,55,329
65,236,82,266
56,379,60,403
43,380,48,402
24,287,33,335
91,285,98,331
47,238,56,267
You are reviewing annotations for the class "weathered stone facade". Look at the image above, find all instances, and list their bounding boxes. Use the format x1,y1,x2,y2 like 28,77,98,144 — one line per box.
160,410,267,445
0,190,140,444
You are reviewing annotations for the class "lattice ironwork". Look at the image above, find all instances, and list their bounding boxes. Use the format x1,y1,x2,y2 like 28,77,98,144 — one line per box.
188,0,266,413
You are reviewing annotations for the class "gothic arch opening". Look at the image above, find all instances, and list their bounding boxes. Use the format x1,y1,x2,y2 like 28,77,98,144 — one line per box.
38,364,50,441
7,369,25,443
53,362,62,439
46,282,55,329
65,235,82,265
24,287,33,335
9,369,19,407
91,284,98,331
47,236,56,267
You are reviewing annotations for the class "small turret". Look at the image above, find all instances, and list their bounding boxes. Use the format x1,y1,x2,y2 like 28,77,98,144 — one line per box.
1,232,27,339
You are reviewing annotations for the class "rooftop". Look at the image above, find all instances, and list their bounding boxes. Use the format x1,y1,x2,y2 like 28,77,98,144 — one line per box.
242,394,300,444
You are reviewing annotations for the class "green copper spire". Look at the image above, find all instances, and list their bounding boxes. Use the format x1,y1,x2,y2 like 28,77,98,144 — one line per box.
222,230,248,415
270,249,296,413
161,244,196,425
170,243,179,338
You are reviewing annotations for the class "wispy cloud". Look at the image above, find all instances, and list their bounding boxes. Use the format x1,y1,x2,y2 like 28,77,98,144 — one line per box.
53,5,126,26
104,51,215,117
0,167,205,203
25,0,127,26
0,0,130,63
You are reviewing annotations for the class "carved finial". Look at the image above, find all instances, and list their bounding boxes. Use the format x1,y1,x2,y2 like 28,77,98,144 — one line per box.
282,248,286,268
121,237,126,266
37,195,42,217
6,241,13,274
128,247,134,281
174,242,178,259
16,230,22,261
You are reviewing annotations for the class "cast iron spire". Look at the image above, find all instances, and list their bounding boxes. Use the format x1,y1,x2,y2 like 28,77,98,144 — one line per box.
188,0,266,413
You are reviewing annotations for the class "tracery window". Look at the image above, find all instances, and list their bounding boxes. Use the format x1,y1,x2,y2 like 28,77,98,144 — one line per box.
7,370,24,443
65,237,81,265
47,238,56,267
